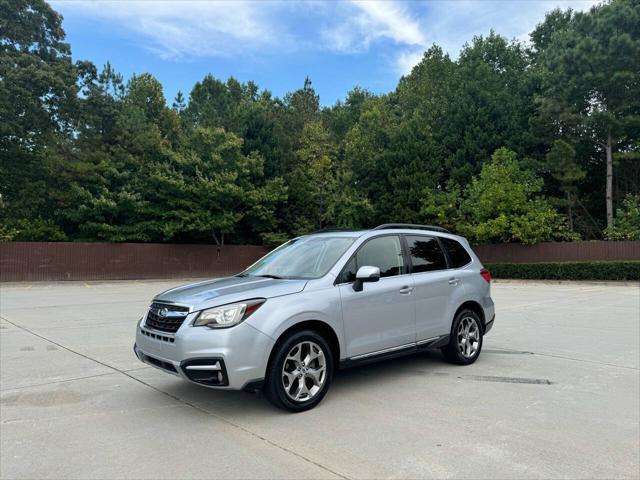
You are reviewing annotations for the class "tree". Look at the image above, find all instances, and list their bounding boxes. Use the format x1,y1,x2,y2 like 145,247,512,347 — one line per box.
437,148,573,244
63,71,278,242
62,73,172,241
172,91,186,113
183,75,250,133
286,121,336,233
604,194,640,240
0,0,79,229
545,139,586,231
2,0,636,245
285,77,320,127
323,87,373,143
440,34,532,184
343,99,394,222
324,168,374,228
420,181,464,233
533,0,640,228
165,127,287,243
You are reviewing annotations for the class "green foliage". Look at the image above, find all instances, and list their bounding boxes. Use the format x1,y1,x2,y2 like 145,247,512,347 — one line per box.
461,148,564,244
285,121,336,234
532,0,640,227
605,195,640,240
485,261,640,281
325,169,374,229
0,0,79,222
259,232,290,248
447,33,534,183
0,218,67,241
422,148,576,244
546,139,585,188
533,1,640,137
1,0,638,245
420,182,463,232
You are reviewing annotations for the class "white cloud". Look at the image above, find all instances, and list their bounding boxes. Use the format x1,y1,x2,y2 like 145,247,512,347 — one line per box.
396,49,425,75
53,0,291,59
322,0,427,53
351,1,426,46
54,0,601,76
418,0,600,55
392,0,600,75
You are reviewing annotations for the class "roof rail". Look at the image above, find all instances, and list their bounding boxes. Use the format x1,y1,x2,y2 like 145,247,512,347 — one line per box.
373,223,451,234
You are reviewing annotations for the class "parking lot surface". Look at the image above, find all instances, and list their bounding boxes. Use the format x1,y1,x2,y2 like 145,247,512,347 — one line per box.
1,279,639,479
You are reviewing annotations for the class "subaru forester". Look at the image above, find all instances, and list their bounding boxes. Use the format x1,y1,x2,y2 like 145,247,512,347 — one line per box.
133,224,495,411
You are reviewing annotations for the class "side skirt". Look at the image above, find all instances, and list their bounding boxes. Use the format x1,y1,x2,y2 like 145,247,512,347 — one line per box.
423,334,450,350
339,335,450,369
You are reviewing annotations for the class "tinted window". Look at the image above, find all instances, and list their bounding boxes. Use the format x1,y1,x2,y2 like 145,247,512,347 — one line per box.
338,235,404,283
406,236,447,273
440,237,472,268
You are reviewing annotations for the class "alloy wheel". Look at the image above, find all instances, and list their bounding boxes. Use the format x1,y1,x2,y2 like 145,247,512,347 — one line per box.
281,341,327,402
457,316,480,358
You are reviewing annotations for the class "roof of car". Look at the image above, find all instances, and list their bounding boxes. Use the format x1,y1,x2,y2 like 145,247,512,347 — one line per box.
303,224,457,239
303,230,364,238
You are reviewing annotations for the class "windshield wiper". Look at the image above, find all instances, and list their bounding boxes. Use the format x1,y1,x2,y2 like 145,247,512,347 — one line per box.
254,274,285,279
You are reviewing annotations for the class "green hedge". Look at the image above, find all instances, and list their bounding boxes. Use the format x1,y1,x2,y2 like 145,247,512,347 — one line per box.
484,261,640,281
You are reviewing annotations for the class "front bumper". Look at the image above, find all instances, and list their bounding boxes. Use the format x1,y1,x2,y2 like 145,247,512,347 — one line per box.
134,318,275,390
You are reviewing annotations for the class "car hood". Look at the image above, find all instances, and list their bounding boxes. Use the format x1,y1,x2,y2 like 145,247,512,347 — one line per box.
153,276,307,311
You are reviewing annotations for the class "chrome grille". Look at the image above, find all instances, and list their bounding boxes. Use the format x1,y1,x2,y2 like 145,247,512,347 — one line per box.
145,302,189,333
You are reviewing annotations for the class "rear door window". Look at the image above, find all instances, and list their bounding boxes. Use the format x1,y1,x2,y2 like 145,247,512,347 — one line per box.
440,237,472,268
406,236,447,273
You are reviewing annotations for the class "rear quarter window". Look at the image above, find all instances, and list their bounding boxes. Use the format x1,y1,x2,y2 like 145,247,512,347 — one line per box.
440,237,472,268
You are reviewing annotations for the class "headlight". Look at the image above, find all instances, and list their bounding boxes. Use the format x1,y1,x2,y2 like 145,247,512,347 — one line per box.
193,299,266,329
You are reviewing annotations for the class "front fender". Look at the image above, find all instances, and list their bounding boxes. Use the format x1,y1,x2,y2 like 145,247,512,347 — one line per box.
245,285,345,359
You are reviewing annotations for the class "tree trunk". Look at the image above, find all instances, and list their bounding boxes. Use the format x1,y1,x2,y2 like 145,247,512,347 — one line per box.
606,133,614,228
567,191,573,231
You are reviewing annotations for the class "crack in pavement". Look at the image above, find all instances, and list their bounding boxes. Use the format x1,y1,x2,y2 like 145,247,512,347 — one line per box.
0,319,146,331
0,315,351,480
487,345,639,371
1,371,117,392
1,366,152,392
1,300,148,311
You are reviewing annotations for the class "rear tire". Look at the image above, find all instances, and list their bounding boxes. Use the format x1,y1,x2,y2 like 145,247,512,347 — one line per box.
264,330,334,412
442,309,483,365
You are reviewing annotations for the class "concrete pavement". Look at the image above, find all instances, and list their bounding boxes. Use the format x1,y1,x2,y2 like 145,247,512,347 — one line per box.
1,280,638,479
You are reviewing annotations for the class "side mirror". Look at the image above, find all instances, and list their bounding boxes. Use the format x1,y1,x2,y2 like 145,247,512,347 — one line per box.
353,266,380,292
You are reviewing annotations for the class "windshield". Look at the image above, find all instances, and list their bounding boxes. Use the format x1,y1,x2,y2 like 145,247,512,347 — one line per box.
242,236,356,280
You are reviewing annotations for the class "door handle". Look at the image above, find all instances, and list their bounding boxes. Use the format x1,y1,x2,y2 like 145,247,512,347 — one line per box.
399,286,414,294
448,278,459,286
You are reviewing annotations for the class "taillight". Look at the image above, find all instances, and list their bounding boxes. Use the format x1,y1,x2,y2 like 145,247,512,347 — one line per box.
480,268,491,283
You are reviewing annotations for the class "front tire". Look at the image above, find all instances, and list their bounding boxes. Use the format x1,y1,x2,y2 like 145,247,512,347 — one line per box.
264,330,334,412
442,309,483,365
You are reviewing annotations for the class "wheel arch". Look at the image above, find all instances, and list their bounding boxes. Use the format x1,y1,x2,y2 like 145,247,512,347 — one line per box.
453,300,486,331
266,320,341,375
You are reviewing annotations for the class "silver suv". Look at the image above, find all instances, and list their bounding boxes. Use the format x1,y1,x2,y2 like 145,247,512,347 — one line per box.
134,224,495,411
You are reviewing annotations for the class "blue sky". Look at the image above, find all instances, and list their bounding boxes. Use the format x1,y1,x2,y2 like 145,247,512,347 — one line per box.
52,0,599,106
